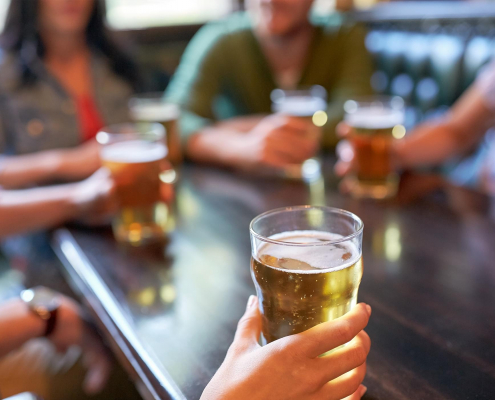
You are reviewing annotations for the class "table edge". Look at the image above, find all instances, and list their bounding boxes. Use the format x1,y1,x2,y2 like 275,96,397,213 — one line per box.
51,228,188,400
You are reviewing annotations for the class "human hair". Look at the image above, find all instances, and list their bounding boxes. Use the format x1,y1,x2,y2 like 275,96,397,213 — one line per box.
0,0,140,89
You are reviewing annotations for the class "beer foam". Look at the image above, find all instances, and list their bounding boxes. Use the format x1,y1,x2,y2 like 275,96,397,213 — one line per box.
101,140,167,163
345,108,404,129
130,103,179,122
259,230,360,272
272,97,327,117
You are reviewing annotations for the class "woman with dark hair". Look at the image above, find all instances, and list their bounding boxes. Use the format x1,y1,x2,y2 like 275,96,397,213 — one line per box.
0,0,139,188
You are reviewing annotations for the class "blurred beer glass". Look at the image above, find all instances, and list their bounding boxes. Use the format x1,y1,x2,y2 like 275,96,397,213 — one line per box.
250,206,363,345
97,123,171,245
343,96,405,199
271,86,327,180
129,93,183,166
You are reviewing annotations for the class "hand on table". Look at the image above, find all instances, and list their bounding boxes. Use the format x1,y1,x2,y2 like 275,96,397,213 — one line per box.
50,296,112,395
201,296,371,400
234,114,321,171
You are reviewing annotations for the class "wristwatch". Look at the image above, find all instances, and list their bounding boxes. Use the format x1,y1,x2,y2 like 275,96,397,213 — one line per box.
20,286,61,337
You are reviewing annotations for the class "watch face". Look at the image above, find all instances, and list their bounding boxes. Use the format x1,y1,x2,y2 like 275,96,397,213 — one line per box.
21,287,60,312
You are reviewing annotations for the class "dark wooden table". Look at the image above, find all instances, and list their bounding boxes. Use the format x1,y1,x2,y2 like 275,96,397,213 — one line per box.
52,163,495,400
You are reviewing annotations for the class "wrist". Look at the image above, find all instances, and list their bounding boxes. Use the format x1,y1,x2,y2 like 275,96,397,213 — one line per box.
12,298,46,338
21,287,62,338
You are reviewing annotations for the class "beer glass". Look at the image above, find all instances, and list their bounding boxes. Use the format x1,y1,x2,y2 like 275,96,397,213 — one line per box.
129,93,183,166
343,96,405,199
271,86,327,180
250,206,363,344
97,123,171,245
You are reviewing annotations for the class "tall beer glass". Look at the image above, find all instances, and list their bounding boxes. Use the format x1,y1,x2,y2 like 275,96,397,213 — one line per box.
250,206,363,344
97,123,170,245
343,96,405,199
129,94,182,166
271,86,327,180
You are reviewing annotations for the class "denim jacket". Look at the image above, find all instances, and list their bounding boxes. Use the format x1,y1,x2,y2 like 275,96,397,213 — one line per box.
0,51,133,155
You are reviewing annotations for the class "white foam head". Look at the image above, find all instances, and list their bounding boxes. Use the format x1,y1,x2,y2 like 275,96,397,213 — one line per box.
130,102,180,122
272,97,327,117
101,140,167,163
260,230,360,272
345,107,404,129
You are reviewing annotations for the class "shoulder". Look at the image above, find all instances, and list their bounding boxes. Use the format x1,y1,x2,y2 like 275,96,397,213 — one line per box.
91,52,133,94
186,12,254,57
313,13,368,41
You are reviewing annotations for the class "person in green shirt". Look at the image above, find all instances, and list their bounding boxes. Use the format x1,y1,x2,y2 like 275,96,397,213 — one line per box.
166,0,373,171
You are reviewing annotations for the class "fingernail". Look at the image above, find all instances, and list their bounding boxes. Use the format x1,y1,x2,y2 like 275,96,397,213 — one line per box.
360,385,368,396
247,295,257,309
365,304,372,316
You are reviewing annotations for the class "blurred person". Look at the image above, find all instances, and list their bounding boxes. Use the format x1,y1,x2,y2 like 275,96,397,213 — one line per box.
0,0,138,186
166,0,373,171
335,61,495,196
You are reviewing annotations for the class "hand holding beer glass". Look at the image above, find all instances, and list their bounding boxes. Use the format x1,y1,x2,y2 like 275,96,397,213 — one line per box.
97,123,172,244
250,206,363,344
201,296,371,400
337,97,406,199
270,86,327,179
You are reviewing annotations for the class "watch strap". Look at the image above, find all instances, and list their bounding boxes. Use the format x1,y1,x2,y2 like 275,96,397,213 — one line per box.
44,306,58,337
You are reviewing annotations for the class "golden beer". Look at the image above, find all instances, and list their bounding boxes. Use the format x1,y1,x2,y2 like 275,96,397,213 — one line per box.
271,87,327,180
100,128,171,244
351,125,395,184
344,97,405,199
130,98,182,166
251,230,363,344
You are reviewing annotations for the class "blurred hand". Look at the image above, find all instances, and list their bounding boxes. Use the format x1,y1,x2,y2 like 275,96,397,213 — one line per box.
70,168,117,225
236,114,321,170
56,140,101,181
201,296,371,400
50,296,112,395
334,122,356,178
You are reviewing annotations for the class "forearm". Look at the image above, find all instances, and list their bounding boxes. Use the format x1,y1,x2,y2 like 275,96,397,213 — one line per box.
0,151,66,189
0,299,45,358
394,121,477,169
186,117,262,167
0,184,79,238
187,128,247,167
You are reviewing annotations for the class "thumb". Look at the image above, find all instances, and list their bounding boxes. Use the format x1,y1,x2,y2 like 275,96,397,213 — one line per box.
233,295,261,348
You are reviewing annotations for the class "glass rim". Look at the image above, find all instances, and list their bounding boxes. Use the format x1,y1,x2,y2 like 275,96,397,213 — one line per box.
344,95,404,109
249,205,364,247
271,85,327,101
96,122,165,145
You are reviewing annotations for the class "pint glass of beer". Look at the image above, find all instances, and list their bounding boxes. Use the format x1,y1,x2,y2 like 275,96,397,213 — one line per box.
250,206,363,344
129,94,182,166
271,86,327,180
343,96,405,199
97,123,171,244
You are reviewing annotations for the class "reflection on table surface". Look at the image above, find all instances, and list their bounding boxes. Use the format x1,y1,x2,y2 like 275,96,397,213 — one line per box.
53,162,495,400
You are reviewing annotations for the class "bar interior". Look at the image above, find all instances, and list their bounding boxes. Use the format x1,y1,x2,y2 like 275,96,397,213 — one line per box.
0,0,494,399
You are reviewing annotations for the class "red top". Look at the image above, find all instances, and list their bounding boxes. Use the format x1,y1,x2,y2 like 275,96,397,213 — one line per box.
75,94,105,142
